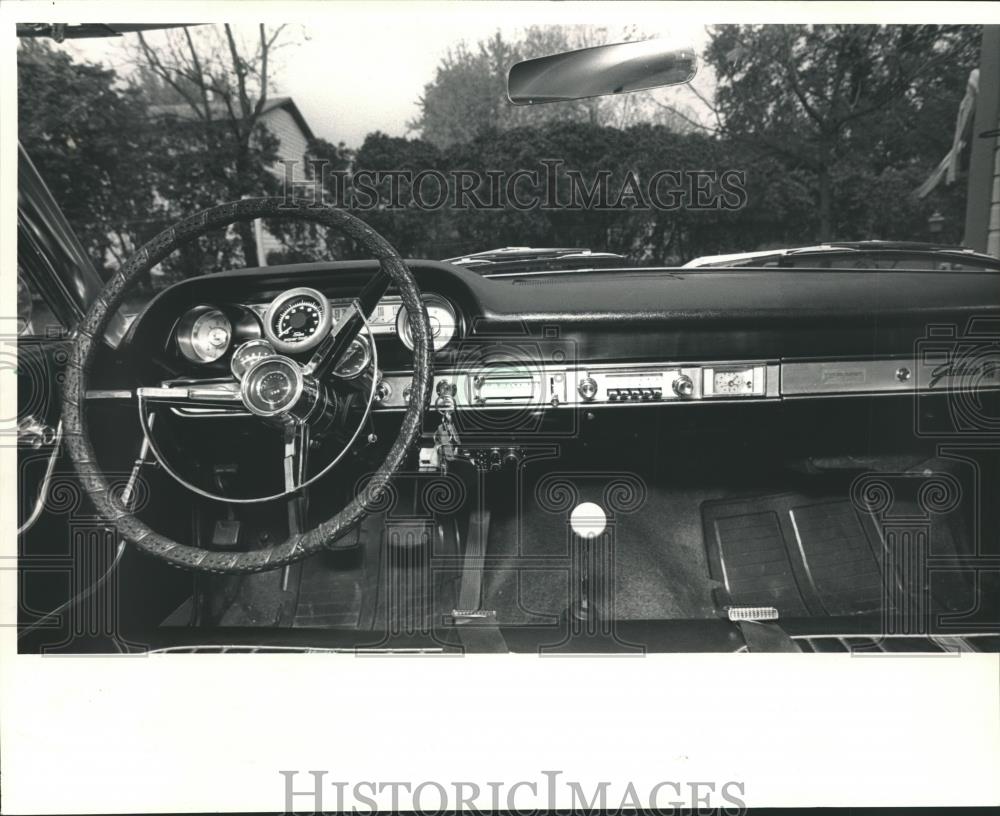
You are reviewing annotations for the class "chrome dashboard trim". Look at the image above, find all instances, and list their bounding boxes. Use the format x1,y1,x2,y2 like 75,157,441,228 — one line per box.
781,355,1000,398
374,360,781,411
371,354,1000,412
115,355,1000,419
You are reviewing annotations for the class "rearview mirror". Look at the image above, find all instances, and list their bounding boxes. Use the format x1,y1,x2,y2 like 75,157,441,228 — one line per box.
507,39,697,105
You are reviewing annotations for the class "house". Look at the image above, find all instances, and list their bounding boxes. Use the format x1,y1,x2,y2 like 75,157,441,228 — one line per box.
148,96,316,264
914,26,999,258
963,26,999,257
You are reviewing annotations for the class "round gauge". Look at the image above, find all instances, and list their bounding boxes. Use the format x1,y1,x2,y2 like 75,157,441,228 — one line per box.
396,294,459,352
263,287,332,353
277,298,320,342
240,356,304,417
230,339,276,380
334,337,373,379
177,306,232,364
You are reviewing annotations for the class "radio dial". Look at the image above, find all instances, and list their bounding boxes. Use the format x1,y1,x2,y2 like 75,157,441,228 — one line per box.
577,377,598,401
672,375,695,398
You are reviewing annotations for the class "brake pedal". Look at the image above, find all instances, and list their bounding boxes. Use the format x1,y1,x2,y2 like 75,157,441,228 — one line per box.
211,519,241,550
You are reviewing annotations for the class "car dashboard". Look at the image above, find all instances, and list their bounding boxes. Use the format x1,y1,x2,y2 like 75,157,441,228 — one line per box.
105,258,1000,431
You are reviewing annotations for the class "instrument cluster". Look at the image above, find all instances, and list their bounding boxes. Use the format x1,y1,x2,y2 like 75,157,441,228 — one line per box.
172,287,461,370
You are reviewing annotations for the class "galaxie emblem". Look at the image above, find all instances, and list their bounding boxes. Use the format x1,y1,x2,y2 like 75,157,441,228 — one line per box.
928,358,1000,389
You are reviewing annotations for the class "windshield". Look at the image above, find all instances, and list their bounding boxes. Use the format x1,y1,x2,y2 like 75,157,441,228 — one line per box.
16,19,990,299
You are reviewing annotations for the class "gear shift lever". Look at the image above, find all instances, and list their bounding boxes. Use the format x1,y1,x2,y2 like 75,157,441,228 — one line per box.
570,501,607,621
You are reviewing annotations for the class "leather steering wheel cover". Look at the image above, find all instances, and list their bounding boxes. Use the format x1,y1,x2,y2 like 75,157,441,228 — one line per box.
62,198,432,573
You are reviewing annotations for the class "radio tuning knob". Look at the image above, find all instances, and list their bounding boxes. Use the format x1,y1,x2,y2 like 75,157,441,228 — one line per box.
672,374,694,398
578,377,598,401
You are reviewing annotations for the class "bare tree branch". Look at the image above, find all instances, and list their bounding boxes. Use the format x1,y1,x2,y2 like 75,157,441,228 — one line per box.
135,31,203,117
781,28,826,127
182,26,213,123
651,97,719,134
223,24,251,139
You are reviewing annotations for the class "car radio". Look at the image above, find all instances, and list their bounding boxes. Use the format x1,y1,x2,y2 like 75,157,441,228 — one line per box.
573,363,770,404
373,361,777,410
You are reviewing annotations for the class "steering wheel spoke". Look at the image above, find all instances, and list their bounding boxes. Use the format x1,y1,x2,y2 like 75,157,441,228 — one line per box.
136,380,244,412
305,266,391,381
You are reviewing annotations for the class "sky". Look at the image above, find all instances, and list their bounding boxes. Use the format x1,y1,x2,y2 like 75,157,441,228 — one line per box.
60,6,715,147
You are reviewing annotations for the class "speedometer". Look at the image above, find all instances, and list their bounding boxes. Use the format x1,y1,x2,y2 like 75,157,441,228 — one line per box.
263,287,332,353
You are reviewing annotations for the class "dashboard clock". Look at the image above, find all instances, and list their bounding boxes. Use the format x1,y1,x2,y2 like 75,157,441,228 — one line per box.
711,367,756,395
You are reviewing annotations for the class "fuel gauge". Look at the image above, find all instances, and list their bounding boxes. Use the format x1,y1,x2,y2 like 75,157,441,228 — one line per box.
231,339,276,380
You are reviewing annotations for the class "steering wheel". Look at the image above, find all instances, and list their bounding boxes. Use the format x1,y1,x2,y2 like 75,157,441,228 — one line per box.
62,198,433,573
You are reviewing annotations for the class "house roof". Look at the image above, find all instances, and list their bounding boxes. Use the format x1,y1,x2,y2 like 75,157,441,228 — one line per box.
148,95,315,141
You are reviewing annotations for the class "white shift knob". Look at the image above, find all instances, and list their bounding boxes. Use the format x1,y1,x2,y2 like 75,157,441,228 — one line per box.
570,502,607,538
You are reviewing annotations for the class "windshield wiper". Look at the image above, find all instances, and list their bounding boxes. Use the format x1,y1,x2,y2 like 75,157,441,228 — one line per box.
781,244,1000,270
686,241,1000,271
443,246,629,277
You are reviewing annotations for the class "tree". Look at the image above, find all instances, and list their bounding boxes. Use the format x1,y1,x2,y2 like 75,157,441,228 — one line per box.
17,39,164,274
127,24,290,267
704,24,982,240
412,26,694,148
